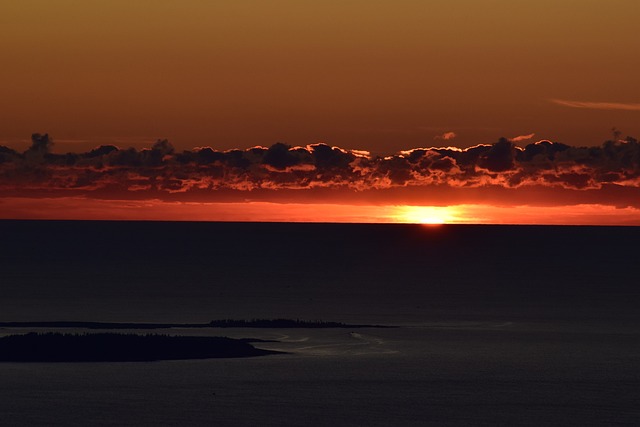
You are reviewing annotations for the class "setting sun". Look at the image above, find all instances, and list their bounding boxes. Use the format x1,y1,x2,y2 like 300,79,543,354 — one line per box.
392,206,460,225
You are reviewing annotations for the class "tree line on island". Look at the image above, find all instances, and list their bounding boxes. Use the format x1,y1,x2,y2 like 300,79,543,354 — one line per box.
0,318,392,329
0,319,393,362
0,332,280,362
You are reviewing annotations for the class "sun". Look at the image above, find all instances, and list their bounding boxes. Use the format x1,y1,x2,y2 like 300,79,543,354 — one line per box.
393,206,460,225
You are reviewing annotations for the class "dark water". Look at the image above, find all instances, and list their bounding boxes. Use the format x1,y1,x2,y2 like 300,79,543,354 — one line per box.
1,221,639,425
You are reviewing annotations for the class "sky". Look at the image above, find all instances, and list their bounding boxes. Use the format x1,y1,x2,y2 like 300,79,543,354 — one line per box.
1,0,640,224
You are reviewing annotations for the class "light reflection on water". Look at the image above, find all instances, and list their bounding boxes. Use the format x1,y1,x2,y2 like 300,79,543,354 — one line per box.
1,325,639,426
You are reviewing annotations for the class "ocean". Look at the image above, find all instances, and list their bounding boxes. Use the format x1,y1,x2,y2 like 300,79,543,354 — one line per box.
1,221,639,426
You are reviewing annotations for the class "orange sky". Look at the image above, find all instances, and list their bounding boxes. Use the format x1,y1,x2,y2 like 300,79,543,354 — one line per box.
1,1,639,224
2,198,639,226
1,0,639,153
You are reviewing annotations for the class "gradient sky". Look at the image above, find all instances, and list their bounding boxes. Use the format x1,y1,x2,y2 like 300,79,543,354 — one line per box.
1,1,640,224
2,0,640,152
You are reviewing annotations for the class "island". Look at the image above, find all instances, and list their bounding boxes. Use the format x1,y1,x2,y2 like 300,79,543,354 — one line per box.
0,332,281,362
208,318,391,328
0,318,391,330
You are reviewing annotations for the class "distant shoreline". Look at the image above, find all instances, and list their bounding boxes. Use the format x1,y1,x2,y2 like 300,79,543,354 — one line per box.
0,319,394,330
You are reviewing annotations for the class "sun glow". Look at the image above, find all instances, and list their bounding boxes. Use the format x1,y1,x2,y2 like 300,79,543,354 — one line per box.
392,206,461,224
1,198,639,225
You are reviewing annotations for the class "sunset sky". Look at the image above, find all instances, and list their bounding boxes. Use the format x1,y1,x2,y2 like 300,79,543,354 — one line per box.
1,0,639,224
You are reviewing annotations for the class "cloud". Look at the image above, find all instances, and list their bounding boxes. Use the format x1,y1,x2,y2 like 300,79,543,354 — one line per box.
510,133,535,142
28,133,53,153
1,135,640,208
434,131,457,140
550,99,640,111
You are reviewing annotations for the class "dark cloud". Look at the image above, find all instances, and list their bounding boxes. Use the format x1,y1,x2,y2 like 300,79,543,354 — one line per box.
29,133,53,153
263,143,299,170
85,145,119,158
477,138,515,172
1,135,640,205
0,145,20,164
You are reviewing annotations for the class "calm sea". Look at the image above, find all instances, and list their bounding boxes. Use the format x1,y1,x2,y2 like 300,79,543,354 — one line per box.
1,221,639,426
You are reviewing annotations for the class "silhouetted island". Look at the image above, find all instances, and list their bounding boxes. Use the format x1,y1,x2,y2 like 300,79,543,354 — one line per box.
208,318,391,328
0,319,391,330
0,333,280,362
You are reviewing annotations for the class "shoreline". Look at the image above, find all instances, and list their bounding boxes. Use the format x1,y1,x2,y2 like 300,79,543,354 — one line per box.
0,319,394,330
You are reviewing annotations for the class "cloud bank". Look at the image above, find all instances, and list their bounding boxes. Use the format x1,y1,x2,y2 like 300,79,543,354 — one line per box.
2,134,640,208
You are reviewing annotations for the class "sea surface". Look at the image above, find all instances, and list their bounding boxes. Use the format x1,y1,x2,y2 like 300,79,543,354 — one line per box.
1,220,639,426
